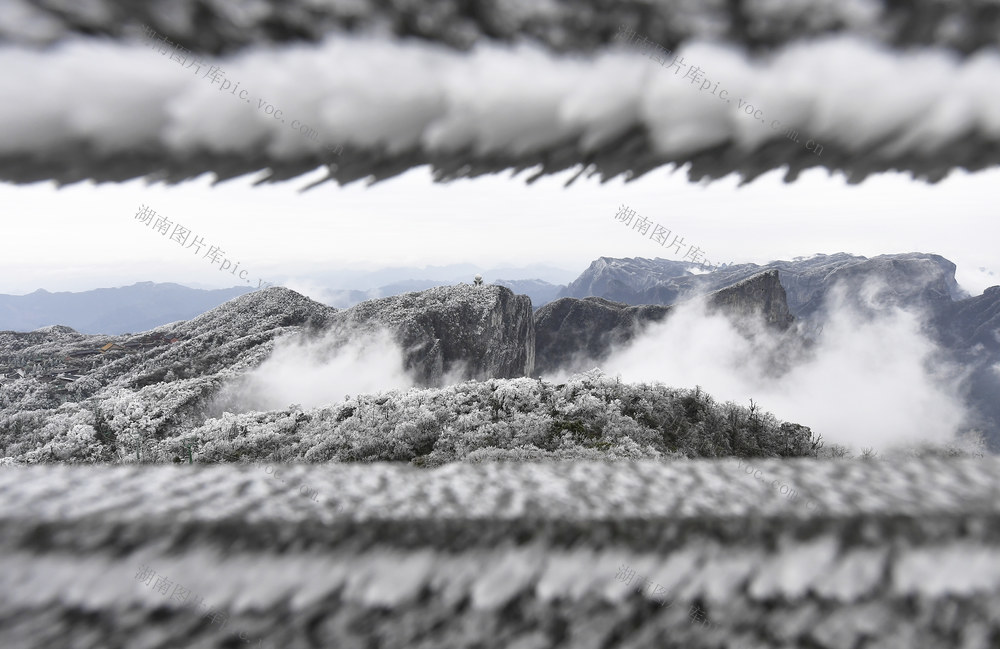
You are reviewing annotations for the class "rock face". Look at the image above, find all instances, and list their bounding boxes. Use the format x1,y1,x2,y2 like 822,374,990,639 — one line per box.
708,269,795,329
535,270,792,375
534,297,668,376
331,284,534,386
934,285,1000,442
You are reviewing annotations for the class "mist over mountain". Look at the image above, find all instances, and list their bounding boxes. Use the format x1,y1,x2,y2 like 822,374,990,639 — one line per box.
1,251,995,459
0,283,818,466
549,252,999,450
536,269,794,376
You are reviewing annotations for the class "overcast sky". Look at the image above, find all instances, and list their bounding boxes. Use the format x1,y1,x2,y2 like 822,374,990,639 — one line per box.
2,162,998,298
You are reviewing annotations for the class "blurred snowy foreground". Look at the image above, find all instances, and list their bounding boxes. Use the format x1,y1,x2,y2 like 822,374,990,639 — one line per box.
3,457,1000,648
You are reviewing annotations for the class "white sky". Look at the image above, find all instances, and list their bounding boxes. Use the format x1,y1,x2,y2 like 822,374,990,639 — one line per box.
1,163,998,297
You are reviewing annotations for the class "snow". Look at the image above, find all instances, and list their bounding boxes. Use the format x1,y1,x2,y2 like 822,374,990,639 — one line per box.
4,33,1000,185
4,459,1000,645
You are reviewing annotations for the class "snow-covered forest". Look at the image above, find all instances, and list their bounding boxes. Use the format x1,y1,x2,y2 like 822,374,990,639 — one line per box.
0,371,822,465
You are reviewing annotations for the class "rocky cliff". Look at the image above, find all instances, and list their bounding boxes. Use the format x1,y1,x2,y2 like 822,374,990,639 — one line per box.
331,284,534,386
706,269,794,329
535,270,792,375
534,296,666,376
554,252,1000,449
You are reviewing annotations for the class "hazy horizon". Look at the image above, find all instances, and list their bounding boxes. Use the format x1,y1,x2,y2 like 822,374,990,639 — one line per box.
2,249,995,304
4,163,999,299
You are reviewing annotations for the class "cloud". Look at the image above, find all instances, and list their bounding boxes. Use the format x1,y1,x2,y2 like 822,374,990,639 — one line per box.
214,326,415,412
581,285,969,451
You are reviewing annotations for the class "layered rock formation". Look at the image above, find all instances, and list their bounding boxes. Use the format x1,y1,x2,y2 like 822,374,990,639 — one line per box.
535,269,792,375
330,284,534,386
4,457,1000,648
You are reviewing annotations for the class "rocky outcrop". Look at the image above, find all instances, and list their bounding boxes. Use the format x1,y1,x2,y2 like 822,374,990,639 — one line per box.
556,253,1000,448
707,269,794,329
535,270,792,375
331,284,534,386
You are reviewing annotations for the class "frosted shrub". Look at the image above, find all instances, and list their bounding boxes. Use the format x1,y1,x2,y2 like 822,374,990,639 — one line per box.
491,377,544,413
4,374,823,465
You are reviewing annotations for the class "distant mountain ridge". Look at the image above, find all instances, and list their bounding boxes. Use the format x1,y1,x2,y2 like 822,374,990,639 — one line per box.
0,282,254,335
562,253,966,318
314,263,579,291
0,276,569,334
